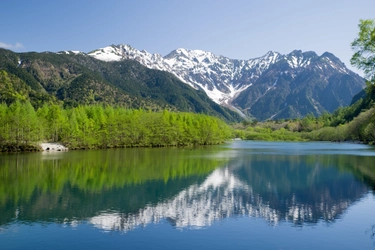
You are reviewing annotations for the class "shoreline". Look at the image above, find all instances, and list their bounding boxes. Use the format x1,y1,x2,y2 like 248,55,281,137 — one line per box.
0,139,372,153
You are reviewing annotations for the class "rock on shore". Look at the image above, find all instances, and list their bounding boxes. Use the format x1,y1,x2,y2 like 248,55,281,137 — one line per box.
40,143,68,151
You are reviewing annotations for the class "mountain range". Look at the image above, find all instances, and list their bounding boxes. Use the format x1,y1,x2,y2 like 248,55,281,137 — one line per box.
89,45,366,120
0,44,366,121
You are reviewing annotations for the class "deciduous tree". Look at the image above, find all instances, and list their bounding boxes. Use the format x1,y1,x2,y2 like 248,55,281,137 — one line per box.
351,19,375,83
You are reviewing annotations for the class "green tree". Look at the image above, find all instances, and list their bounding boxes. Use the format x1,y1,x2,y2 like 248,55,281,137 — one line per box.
300,113,316,132
351,19,375,83
46,104,66,142
0,103,9,144
62,109,81,148
20,101,40,143
90,105,108,147
75,106,95,148
7,101,22,145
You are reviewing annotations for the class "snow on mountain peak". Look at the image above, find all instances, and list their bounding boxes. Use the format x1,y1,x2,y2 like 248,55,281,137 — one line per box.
89,45,123,61
87,44,351,108
57,50,84,55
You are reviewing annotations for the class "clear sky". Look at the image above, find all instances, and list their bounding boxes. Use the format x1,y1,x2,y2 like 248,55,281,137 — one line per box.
1,0,374,75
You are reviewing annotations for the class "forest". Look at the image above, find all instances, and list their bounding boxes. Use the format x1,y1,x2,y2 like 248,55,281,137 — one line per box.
0,100,232,152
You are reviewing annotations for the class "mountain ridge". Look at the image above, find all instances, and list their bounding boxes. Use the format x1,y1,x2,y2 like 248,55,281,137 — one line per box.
87,44,365,120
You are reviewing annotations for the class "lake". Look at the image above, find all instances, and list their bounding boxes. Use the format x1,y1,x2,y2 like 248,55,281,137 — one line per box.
1,141,375,249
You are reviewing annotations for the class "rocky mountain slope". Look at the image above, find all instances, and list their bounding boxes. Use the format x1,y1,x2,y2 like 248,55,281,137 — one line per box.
89,45,365,120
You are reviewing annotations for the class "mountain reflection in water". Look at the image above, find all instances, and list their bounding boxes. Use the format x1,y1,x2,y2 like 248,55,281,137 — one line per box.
0,142,374,233
89,160,366,232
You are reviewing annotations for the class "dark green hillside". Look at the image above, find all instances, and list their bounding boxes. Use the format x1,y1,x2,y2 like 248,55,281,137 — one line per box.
0,49,241,122
100,60,239,120
328,82,375,126
0,70,56,107
67,54,240,121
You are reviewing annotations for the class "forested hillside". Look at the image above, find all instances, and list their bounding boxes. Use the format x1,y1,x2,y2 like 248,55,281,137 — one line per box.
0,49,241,122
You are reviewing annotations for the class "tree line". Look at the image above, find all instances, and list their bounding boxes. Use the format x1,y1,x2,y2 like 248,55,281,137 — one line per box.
0,101,232,151
232,106,375,144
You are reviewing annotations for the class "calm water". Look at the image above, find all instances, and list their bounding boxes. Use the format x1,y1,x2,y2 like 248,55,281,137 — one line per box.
1,141,375,249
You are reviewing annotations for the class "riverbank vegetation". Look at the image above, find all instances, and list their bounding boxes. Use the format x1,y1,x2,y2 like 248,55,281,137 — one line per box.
0,101,232,152
232,103,374,144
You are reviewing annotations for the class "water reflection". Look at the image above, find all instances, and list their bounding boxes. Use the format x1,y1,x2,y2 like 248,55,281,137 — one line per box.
0,142,374,233
90,168,254,231
88,160,367,232
367,225,375,241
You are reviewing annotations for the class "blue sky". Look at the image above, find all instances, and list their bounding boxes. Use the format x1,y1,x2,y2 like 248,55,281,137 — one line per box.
1,0,374,75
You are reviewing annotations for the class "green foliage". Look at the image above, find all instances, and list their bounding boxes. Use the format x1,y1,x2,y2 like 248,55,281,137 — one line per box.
302,108,375,144
351,19,375,82
233,122,305,141
346,108,375,142
302,125,348,142
0,69,57,109
0,103,233,151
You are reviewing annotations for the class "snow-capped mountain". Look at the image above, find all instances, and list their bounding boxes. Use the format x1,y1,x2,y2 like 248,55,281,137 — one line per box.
88,44,365,120
88,45,281,105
